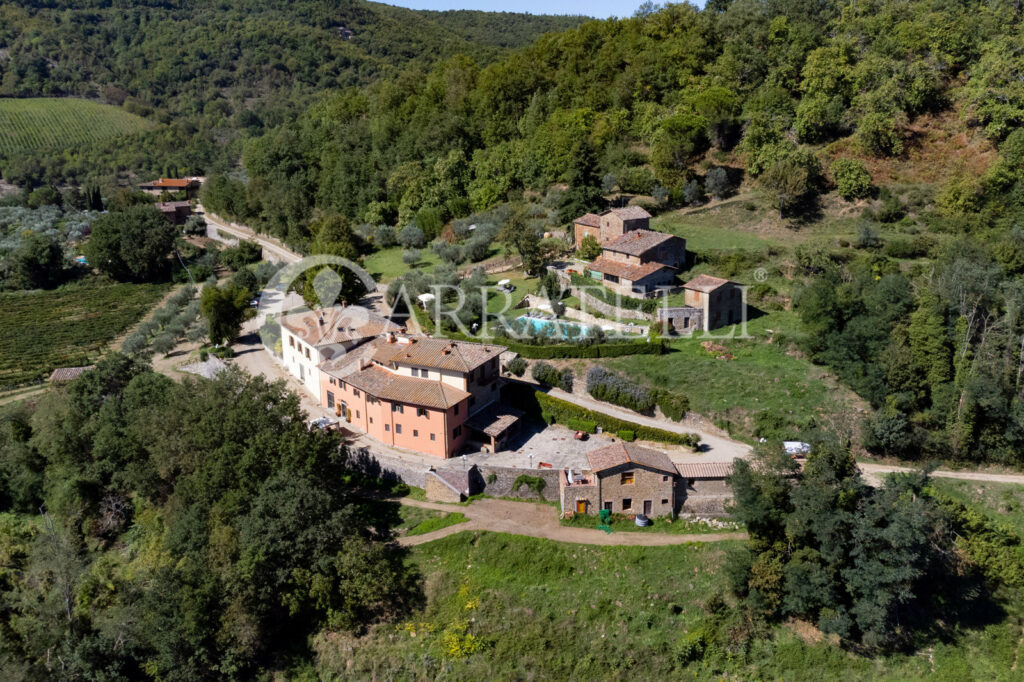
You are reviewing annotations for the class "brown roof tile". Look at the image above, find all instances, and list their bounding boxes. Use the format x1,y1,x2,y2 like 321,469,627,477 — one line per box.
587,443,677,474
280,307,401,348
683,274,732,292
372,337,505,374
573,212,602,228
48,366,95,383
608,206,652,221
589,257,671,282
344,365,470,410
139,178,196,188
675,461,734,479
603,229,681,257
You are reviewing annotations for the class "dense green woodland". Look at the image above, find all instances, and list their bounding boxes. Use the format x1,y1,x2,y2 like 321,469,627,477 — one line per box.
0,357,420,678
0,0,585,184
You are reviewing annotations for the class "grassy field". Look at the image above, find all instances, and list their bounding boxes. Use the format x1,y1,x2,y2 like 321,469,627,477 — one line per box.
931,478,1024,537
0,98,153,156
405,511,469,536
602,310,847,440
312,531,1024,680
0,281,169,389
362,246,442,281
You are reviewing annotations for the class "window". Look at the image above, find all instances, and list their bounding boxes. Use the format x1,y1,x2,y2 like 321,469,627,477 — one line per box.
417,407,427,417
661,499,669,505
453,426,462,438
413,429,419,437
395,424,402,434
454,404,460,415
329,377,336,385
384,424,390,432
289,336,294,348
353,389,360,398
326,391,335,409
392,403,404,414
622,498,632,511
662,475,669,482
356,410,360,419
304,348,310,359
621,471,635,485
603,501,613,511
369,417,373,424
421,370,429,379
430,433,436,441
411,368,419,377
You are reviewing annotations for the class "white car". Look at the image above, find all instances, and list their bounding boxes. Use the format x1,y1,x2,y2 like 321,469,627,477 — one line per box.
309,417,338,431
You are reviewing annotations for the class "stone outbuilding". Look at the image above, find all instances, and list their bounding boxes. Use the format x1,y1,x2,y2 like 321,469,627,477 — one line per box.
682,274,744,331
559,442,680,518
425,465,480,503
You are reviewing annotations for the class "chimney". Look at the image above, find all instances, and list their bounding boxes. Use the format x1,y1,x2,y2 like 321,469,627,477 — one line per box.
386,332,395,344
318,315,325,326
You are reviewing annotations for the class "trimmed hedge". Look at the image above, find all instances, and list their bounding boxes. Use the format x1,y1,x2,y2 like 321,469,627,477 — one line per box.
509,340,664,359
567,418,598,433
536,391,700,448
618,430,636,441
587,366,656,412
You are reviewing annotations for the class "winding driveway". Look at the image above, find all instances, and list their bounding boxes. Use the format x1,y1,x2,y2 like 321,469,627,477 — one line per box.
198,205,301,264
395,497,747,547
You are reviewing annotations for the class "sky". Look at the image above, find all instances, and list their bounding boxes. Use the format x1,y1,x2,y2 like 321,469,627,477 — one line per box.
384,0,645,20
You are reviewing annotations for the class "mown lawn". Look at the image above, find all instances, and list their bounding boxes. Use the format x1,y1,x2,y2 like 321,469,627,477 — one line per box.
362,246,442,282
0,280,170,389
313,531,1023,680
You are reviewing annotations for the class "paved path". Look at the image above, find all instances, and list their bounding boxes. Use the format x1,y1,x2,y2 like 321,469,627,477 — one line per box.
546,388,752,463
395,497,747,547
199,205,301,264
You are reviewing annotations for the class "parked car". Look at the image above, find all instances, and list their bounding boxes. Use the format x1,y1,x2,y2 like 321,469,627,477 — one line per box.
309,417,338,431
573,430,588,441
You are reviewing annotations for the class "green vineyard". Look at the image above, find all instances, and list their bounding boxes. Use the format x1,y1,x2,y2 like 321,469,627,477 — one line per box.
0,282,169,389
0,98,153,157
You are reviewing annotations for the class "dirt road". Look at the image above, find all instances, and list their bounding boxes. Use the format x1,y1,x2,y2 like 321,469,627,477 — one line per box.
858,462,1024,487
395,497,747,547
199,206,301,264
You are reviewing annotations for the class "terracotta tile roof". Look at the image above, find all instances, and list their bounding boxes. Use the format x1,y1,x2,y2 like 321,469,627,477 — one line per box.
466,405,524,438
683,274,732,293
157,201,191,212
676,461,734,479
603,229,680,257
139,178,195,188
48,365,95,383
372,337,506,373
573,212,602,228
589,257,671,282
344,365,470,410
319,342,380,379
587,443,677,475
608,206,652,221
280,307,401,348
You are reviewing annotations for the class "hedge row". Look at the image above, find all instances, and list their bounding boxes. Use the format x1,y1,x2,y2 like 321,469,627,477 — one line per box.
536,391,700,448
508,340,664,359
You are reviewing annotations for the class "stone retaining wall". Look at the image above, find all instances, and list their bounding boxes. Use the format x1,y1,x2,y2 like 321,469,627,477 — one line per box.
474,464,562,502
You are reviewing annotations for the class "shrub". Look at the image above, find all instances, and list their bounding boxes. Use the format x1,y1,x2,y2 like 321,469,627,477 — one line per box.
511,475,546,497
372,224,397,247
398,224,426,248
402,249,421,266
577,234,602,260
199,349,209,361
505,356,527,377
656,391,689,421
531,361,562,386
618,166,656,194
566,418,597,433
558,368,574,392
830,159,872,200
508,340,664,359
618,430,636,441
586,366,655,412
705,167,730,200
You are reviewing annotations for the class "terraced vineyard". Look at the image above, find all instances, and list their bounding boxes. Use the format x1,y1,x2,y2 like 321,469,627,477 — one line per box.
0,282,169,389
0,98,153,156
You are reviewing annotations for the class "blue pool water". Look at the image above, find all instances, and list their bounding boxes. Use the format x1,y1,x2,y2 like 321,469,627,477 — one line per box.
514,315,592,339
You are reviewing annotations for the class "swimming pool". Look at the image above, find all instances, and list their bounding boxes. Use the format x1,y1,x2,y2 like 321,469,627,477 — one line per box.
513,315,592,340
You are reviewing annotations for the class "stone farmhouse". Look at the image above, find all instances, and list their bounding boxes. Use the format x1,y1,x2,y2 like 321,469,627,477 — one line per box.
657,274,745,333
559,442,681,518
573,205,654,249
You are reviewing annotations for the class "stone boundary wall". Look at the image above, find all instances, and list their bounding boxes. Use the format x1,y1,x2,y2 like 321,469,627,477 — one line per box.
474,464,563,502
575,287,653,321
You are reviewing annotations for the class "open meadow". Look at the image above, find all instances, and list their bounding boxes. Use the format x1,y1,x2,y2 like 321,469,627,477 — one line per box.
0,281,169,389
311,531,1024,680
0,98,153,157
